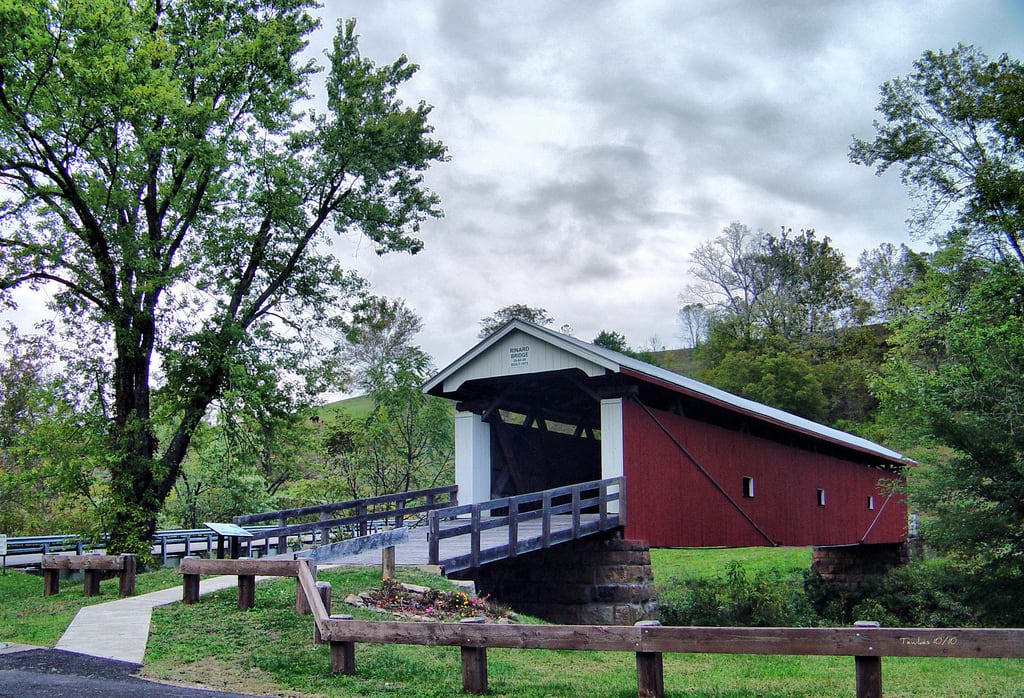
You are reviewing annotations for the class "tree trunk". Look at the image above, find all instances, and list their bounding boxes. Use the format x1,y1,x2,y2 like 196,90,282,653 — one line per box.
105,315,227,554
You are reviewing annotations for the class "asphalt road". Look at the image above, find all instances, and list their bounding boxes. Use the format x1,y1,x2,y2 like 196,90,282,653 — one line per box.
0,648,261,698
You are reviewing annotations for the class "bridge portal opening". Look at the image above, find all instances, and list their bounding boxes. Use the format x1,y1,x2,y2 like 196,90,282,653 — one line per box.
456,369,604,499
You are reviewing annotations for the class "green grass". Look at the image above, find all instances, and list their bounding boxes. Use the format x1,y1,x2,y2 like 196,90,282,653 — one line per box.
0,566,184,646
650,546,812,584
139,562,1024,698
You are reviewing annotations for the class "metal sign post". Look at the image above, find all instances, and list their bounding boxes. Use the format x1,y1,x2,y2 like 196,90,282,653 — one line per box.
0,534,7,575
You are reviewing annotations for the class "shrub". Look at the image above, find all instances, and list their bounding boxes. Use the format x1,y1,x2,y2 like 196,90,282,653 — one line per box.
807,558,986,627
659,561,815,627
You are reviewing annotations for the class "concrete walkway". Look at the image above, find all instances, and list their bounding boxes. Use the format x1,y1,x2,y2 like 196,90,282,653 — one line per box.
54,575,259,664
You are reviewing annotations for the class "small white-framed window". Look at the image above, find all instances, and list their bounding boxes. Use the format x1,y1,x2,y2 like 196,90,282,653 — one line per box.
742,476,755,498
867,496,875,510
817,488,826,507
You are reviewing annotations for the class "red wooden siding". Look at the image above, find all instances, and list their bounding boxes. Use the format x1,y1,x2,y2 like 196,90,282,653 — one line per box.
621,400,907,548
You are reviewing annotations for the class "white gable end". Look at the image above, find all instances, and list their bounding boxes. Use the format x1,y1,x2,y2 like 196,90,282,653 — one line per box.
441,329,608,393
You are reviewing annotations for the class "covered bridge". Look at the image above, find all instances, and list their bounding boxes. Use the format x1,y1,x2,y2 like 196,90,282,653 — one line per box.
424,319,912,549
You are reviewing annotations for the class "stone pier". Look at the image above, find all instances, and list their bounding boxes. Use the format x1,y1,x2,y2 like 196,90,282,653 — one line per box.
454,534,659,625
811,542,909,592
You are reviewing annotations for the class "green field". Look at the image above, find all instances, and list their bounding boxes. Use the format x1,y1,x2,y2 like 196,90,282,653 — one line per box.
651,545,812,583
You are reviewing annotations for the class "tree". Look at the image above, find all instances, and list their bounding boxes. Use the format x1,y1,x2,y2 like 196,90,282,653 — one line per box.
876,254,1024,577
591,329,665,365
702,346,828,422
758,228,855,337
0,324,102,534
310,349,453,501
0,3,447,552
305,297,453,502
592,330,629,353
850,44,1024,262
478,304,553,339
338,295,423,389
161,417,277,529
854,242,923,322
358,349,454,496
684,222,764,341
856,46,1024,578
677,302,709,348
683,223,856,343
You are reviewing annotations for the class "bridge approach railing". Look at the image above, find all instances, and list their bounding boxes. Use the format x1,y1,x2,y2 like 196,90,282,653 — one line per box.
426,476,624,573
233,485,458,557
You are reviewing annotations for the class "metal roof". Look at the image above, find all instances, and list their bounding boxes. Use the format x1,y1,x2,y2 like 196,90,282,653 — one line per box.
424,319,914,467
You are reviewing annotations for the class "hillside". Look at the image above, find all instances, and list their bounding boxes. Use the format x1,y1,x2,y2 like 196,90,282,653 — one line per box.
318,394,374,420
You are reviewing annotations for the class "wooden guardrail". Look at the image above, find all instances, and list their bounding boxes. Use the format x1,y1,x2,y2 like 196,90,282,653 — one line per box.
233,485,458,556
40,553,137,597
180,557,310,610
314,616,1024,698
201,553,1024,698
426,477,624,573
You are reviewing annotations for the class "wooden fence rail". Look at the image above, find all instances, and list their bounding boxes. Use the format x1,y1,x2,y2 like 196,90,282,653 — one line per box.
426,477,624,573
316,616,1024,698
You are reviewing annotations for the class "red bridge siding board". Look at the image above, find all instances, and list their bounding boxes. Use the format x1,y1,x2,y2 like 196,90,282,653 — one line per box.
621,401,906,548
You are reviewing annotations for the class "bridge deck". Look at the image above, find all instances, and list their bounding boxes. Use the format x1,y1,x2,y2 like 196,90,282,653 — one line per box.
318,514,610,572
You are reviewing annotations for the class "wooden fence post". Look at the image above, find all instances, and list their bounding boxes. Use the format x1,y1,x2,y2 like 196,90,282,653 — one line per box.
319,511,331,546
238,573,256,610
118,554,137,597
541,490,552,548
277,516,287,555
635,620,664,698
854,621,882,698
83,568,101,596
182,557,200,604
43,568,59,596
428,510,440,565
459,617,488,695
571,485,581,538
382,545,396,580
357,503,368,537
329,615,356,675
470,507,481,569
507,498,519,558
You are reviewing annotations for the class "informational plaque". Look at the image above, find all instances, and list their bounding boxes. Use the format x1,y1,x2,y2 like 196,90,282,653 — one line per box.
204,522,253,559
204,522,253,538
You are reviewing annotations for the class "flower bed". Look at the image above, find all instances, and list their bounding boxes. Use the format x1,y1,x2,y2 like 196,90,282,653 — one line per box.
344,578,515,622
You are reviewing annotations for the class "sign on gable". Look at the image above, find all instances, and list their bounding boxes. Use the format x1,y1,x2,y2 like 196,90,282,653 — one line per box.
508,344,530,369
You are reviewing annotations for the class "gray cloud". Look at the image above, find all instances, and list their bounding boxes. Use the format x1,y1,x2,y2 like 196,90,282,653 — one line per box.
8,0,1023,370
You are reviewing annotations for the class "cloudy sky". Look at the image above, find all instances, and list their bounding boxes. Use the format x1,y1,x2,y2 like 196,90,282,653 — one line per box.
311,0,1024,367
4,1,1023,374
